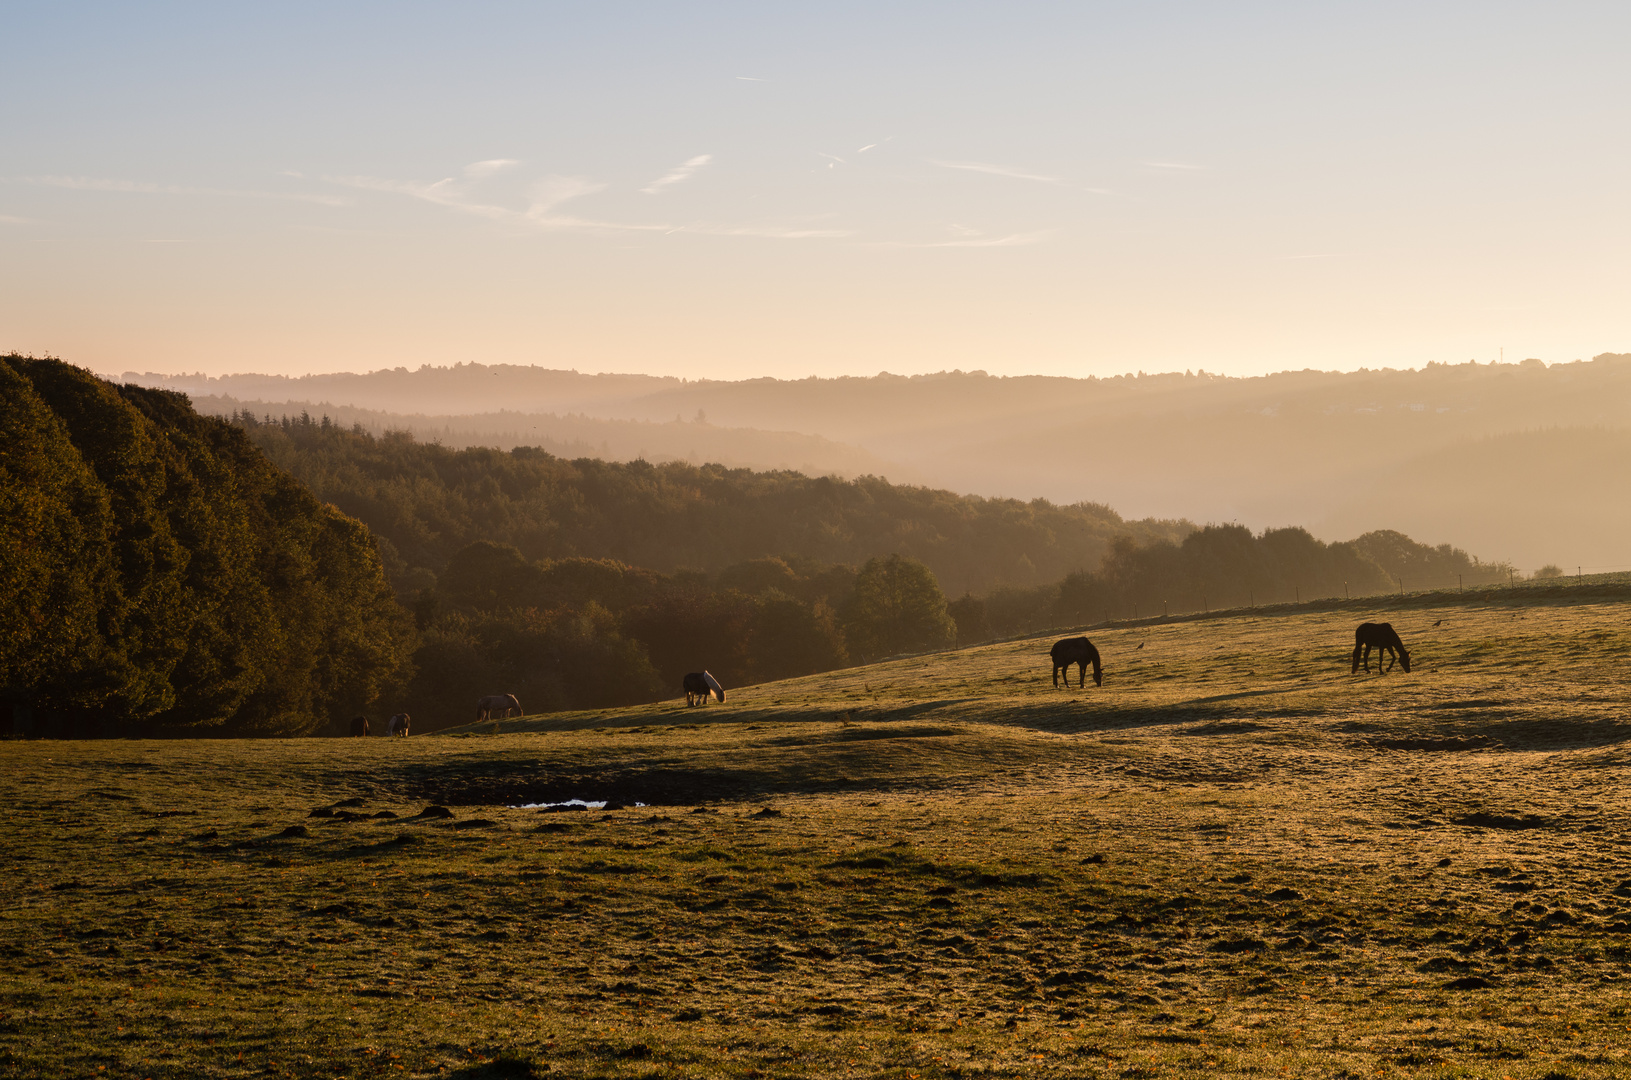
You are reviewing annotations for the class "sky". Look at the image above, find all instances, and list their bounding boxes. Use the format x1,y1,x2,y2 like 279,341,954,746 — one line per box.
2,1,1628,381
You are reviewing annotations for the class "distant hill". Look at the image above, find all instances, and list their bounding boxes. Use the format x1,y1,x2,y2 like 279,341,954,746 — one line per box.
187,394,905,481
1317,426,1631,575
128,354,1631,570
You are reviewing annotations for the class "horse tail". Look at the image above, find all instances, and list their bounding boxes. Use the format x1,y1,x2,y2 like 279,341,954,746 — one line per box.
1351,643,1363,674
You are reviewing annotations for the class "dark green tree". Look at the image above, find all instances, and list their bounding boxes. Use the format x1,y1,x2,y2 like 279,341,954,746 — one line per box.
748,593,848,681
946,594,993,646
0,362,118,707
842,554,956,661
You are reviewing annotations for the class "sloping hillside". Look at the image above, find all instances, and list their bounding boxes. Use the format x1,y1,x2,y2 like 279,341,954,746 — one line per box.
233,413,1191,597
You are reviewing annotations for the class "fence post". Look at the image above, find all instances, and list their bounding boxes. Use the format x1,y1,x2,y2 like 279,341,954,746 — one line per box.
1398,577,1403,597
1579,566,1583,583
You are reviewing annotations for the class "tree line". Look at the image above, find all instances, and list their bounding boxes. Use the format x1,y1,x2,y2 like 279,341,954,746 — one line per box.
398,546,956,726
230,410,1192,598
1,357,413,737
946,525,1513,643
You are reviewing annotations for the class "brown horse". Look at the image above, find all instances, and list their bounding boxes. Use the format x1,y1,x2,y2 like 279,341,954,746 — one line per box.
349,715,370,737
387,713,411,737
1050,637,1103,688
1352,622,1411,674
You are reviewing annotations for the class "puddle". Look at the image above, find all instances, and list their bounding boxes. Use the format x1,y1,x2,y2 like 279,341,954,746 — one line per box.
512,799,646,811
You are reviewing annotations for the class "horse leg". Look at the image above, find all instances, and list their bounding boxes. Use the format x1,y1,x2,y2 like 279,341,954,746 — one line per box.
1077,661,1086,689
1052,664,1060,688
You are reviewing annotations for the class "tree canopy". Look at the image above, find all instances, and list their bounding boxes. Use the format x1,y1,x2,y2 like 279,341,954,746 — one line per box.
230,412,1191,598
1,357,413,736
842,555,957,661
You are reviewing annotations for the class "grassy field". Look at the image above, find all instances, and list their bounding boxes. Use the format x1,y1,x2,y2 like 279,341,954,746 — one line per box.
5,585,1631,1079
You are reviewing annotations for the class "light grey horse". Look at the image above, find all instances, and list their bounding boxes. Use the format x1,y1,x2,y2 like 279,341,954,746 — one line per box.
682,671,726,706
476,694,522,721
387,713,411,737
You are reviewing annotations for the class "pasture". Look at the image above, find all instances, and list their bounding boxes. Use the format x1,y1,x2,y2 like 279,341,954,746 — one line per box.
5,586,1631,1079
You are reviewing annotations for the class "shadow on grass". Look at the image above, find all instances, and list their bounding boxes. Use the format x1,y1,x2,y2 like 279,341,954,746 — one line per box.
1455,715,1631,751
447,1052,549,1079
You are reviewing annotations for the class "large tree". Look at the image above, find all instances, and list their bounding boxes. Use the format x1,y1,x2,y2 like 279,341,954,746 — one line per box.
842,554,956,662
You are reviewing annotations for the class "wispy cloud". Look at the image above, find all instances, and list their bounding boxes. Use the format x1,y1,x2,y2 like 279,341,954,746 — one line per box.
874,229,1054,249
521,176,671,233
856,138,893,154
324,159,844,241
640,154,712,194
325,173,514,219
527,175,609,215
464,159,519,179
929,159,1063,184
21,175,349,205
677,223,852,240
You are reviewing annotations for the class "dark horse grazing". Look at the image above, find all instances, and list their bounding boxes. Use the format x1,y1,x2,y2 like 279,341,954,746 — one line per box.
1352,622,1411,674
1050,637,1103,688
349,715,369,737
683,671,726,706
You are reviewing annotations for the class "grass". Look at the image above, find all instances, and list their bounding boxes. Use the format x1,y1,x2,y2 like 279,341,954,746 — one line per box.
5,584,1631,1078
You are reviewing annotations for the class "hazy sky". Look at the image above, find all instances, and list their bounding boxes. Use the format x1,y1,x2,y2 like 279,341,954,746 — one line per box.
3,2,1627,380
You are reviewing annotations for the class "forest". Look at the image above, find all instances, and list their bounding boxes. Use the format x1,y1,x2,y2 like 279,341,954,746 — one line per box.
231,412,1508,730
1,362,1512,736
230,410,1192,597
0,357,412,737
